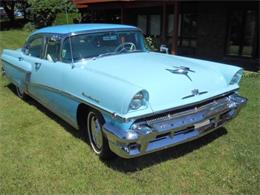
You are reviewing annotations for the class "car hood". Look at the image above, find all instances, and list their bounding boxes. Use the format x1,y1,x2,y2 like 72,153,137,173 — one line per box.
78,52,240,115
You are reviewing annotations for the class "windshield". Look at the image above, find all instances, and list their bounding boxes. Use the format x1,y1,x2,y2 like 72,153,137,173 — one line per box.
61,30,146,62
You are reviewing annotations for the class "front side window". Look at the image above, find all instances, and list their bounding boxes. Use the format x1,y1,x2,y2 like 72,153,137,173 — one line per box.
25,37,44,58
61,30,146,62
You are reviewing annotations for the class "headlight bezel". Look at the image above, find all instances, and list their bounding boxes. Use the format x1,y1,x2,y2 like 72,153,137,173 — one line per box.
229,69,243,85
128,90,149,111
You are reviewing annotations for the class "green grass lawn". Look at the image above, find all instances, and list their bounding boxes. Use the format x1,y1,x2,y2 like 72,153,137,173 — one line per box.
0,30,259,194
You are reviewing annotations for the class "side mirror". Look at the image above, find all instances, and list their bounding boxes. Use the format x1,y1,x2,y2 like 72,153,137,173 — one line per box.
160,44,169,54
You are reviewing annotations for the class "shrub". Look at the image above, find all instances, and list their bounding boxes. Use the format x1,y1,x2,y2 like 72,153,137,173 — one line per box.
53,13,81,26
23,22,35,32
145,36,159,51
27,0,80,28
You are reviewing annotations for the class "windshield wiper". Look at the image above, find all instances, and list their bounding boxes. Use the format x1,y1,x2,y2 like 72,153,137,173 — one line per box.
92,49,145,60
92,51,122,60
97,52,117,58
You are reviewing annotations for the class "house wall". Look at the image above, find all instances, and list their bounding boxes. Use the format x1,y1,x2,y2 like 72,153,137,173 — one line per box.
78,1,259,71
196,2,228,61
195,2,259,70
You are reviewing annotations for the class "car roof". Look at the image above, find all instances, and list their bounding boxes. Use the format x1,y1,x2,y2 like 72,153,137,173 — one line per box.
31,23,137,36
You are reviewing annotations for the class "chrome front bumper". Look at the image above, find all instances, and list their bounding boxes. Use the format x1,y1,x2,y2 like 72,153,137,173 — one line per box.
103,93,247,158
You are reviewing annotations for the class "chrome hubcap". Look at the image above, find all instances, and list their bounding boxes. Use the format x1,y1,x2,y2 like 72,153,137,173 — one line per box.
89,113,103,150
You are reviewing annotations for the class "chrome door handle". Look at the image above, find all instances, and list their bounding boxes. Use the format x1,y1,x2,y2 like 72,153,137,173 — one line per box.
18,57,23,61
34,62,41,70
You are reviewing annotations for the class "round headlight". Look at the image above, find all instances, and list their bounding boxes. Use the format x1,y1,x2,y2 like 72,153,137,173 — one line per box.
128,91,148,111
229,69,243,85
129,98,143,110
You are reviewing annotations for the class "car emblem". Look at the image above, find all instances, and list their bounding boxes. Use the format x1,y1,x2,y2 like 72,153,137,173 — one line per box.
182,89,208,99
192,89,199,96
166,66,195,81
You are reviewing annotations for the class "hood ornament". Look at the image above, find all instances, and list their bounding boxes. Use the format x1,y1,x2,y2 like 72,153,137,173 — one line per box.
166,66,195,81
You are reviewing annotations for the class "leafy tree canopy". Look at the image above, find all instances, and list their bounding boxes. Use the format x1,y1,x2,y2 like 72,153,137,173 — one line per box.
28,0,80,27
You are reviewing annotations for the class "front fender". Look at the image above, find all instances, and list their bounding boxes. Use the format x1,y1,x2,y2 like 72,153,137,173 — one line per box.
65,66,152,116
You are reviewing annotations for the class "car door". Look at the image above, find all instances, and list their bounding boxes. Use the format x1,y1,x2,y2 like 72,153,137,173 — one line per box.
22,35,62,107
23,34,79,126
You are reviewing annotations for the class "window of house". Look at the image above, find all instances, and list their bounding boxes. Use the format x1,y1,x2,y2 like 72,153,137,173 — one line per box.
137,15,147,34
150,15,160,36
167,14,174,36
179,13,197,48
226,9,257,58
167,13,197,49
137,14,161,36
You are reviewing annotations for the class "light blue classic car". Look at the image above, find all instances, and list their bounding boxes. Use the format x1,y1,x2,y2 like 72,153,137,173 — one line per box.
1,24,247,159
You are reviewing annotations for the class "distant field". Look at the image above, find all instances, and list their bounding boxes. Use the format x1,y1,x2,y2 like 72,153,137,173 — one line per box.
0,30,259,194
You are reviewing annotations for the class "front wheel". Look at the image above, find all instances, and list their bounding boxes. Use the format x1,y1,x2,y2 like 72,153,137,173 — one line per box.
86,110,114,160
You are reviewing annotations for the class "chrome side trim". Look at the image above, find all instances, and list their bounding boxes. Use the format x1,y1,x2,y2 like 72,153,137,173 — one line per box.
28,82,240,122
28,83,116,119
28,83,239,122
28,92,79,129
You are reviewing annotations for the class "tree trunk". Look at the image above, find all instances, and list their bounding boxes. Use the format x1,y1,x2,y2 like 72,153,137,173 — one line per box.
2,1,15,23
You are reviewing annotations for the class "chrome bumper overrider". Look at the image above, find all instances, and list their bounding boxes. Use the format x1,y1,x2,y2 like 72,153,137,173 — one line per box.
103,93,247,158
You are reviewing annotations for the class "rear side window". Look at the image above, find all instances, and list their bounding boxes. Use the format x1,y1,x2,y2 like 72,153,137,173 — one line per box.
26,37,44,58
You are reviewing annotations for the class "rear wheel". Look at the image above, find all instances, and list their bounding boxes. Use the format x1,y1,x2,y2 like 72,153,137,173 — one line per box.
16,85,27,100
86,110,113,160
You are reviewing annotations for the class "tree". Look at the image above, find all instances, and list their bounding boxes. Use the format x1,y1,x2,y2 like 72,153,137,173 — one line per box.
0,0,28,22
28,0,79,28
0,0,15,22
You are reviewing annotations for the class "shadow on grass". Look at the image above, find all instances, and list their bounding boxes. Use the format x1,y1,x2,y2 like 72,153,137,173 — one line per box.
0,18,28,31
6,83,228,172
6,83,83,139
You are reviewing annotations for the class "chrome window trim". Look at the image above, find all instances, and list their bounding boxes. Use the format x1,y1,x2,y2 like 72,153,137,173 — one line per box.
66,28,142,37
32,29,144,64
